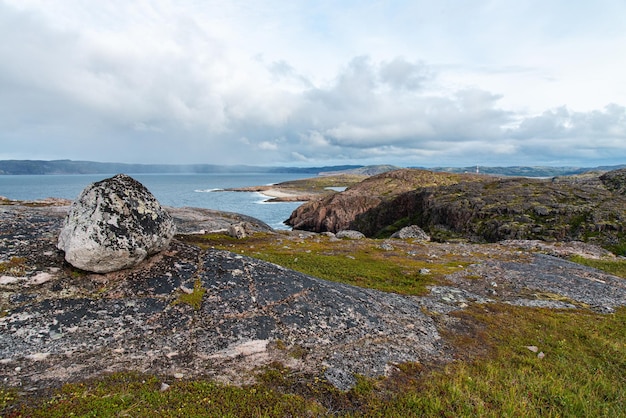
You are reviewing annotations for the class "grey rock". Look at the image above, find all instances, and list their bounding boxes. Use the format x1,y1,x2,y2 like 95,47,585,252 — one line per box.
57,174,175,273
0,247,446,391
391,225,431,241
227,223,248,239
336,230,365,239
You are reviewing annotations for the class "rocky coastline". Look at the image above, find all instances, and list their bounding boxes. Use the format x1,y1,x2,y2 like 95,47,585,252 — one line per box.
2,193,626,396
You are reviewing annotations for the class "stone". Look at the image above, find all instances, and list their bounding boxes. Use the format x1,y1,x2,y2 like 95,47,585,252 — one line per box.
336,230,365,239
391,225,431,241
57,174,176,273
227,222,248,239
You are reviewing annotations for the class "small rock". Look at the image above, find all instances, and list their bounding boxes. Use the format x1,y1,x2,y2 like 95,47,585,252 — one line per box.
419,268,431,275
537,352,545,359
227,223,248,239
28,272,54,285
173,372,184,379
324,367,357,391
336,230,365,239
26,353,50,361
391,225,430,241
379,242,394,251
160,382,171,392
179,285,194,294
526,345,539,353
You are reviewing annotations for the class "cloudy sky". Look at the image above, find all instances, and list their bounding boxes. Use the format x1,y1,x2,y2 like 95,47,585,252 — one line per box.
1,0,625,167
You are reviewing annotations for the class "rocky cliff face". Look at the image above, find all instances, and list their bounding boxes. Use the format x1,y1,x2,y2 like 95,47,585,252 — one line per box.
289,168,626,254
355,176,626,247
600,167,626,195
287,169,478,232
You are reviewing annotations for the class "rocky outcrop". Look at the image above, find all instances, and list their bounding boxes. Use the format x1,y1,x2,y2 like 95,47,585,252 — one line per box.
351,173,626,251
1,202,448,392
57,174,176,273
287,169,476,233
600,167,626,195
3,200,626,394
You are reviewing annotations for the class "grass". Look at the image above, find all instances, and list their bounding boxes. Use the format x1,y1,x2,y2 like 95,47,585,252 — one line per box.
3,235,626,416
182,233,469,295
570,255,626,278
377,304,626,417
5,372,323,417
0,256,28,276
172,278,206,310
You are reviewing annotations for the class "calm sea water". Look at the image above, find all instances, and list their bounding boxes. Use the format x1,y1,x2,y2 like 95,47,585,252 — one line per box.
0,173,311,229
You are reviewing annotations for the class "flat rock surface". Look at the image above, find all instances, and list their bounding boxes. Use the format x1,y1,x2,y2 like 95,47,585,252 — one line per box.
2,202,626,393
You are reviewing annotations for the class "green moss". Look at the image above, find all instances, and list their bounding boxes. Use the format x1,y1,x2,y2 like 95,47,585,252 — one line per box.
606,241,626,257
173,279,206,310
0,386,17,411
381,305,626,417
570,255,626,278
7,371,323,417
0,257,28,276
181,234,468,296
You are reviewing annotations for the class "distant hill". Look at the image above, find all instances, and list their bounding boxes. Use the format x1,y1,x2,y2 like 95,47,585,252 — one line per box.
0,160,363,175
420,165,626,177
319,165,400,176
1,159,624,177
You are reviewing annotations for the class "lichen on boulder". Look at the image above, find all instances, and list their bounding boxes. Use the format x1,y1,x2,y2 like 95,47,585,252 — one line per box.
57,174,175,273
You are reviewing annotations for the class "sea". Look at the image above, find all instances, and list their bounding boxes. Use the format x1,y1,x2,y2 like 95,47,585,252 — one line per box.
0,173,313,230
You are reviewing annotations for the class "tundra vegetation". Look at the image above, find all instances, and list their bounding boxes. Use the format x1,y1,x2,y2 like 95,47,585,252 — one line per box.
3,231,626,417
3,168,626,416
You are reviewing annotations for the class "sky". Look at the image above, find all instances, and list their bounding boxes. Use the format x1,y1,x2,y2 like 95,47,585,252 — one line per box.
1,0,625,168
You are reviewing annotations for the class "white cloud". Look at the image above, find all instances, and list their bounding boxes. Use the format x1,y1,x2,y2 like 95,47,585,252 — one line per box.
1,0,625,167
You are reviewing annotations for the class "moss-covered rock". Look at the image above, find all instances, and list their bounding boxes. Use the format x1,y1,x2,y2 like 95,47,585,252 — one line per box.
350,172,626,253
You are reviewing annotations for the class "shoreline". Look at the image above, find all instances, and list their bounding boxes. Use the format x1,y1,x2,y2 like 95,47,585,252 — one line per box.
224,186,323,202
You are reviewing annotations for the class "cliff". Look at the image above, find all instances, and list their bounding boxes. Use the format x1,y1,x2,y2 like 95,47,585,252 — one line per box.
286,169,481,232
288,168,626,254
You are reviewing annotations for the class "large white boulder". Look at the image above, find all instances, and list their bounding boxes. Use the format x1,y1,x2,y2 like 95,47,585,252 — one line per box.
57,174,176,273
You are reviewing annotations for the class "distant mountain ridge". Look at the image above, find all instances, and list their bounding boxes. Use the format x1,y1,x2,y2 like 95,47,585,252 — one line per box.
0,160,362,175
0,159,624,177
421,165,626,177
